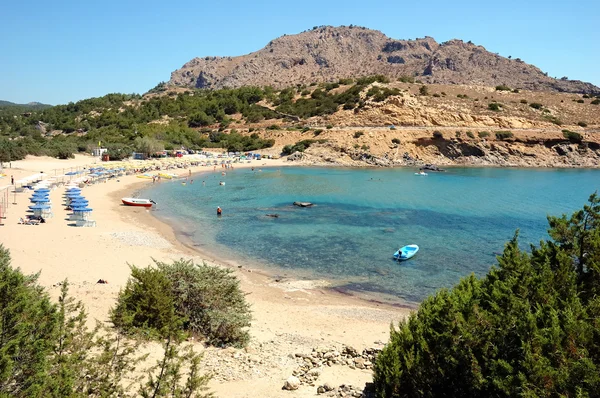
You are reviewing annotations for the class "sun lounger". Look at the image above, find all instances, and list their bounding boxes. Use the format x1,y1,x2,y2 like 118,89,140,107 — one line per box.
19,217,40,225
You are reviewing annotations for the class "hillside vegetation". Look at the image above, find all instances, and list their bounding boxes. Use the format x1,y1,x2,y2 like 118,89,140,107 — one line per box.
1,78,599,165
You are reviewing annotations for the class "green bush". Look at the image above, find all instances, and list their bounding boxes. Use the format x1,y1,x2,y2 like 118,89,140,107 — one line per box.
495,84,511,91
591,99,600,105
529,102,543,109
373,194,600,397
466,131,475,139
456,94,469,99
326,124,333,129
361,144,369,151
391,138,401,144
488,102,501,111
266,124,279,130
495,131,513,140
354,131,364,139
512,88,520,93
478,131,490,138
578,121,588,127
577,99,585,103
419,85,429,96
432,131,443,139
313,129,323,135
563,130,583,143
545,115,563,125
0,246,212,397
112,260,251,347
398,75,415,83
520,99,528,104
432,93,441,98
282,139,327,155
455,131,462,138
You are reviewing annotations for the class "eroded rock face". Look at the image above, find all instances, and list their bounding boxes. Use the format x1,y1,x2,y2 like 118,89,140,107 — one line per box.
168,26,598,94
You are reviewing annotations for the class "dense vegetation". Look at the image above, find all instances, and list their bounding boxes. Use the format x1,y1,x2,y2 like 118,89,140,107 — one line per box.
373,194,600,397
0,245,212,397
111,260,252,348
0,88,278,161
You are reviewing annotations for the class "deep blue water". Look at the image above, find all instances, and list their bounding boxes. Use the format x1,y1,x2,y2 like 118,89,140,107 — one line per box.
142,167,600,303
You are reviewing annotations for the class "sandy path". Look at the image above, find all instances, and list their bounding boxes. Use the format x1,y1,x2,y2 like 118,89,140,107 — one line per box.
0,155,411,397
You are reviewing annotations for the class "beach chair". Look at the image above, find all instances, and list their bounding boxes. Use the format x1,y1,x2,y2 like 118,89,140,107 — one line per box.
19,217,39,225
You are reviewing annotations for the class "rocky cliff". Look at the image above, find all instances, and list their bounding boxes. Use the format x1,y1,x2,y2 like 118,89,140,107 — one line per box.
168,26,598,94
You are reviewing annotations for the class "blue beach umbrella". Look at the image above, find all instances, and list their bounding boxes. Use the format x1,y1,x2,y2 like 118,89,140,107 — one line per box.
29,204,51,209
35,188,50,193
29,204,51,210
30,198,50,203
31,194,49,199
72,207,92,212
66,187,81,191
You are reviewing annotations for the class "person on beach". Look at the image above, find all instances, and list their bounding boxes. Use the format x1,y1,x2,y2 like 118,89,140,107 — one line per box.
217,206,222,216
189,169,191,177
202,180,205,186
11,175,14,185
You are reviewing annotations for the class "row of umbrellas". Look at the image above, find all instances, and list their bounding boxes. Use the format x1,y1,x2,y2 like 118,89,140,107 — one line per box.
28,187,52,216
65,187,93,219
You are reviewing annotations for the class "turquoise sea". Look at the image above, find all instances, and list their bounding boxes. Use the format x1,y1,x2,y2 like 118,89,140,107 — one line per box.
141,167,600,304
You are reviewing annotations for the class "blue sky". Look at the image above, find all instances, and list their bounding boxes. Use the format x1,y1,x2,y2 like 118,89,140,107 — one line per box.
1,0,598,105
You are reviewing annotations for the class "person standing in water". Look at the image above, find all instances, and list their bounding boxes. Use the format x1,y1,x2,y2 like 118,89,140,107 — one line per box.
217,206,222,216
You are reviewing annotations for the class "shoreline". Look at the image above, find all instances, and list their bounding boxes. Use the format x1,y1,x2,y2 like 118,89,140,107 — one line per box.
115,164,418,311
1,155,409,396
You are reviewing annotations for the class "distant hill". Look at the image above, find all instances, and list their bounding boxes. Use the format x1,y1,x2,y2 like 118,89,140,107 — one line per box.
168,25,599,94
0,100,52,109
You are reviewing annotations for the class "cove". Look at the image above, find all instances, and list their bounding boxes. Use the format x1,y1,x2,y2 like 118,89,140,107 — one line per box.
142,167,600,303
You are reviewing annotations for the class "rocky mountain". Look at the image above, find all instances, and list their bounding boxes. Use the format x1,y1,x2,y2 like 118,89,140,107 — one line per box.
168,26,599,94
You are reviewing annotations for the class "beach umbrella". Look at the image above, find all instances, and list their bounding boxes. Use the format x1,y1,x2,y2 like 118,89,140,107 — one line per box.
29,204,51,210
35,188,50,193
70,200,89,206
31,193,49,197
30,197,50,203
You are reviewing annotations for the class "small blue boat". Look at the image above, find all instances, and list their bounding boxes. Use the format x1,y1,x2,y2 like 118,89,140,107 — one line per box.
394,244,419,261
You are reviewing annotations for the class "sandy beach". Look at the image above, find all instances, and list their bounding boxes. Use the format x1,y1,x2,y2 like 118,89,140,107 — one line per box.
0,155,410,397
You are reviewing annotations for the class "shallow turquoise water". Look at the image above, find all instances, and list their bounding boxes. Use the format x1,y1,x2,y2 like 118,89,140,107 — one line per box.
142,167,600,303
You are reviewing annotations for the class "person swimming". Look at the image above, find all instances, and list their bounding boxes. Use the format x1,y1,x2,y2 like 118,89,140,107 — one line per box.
217,206,222,216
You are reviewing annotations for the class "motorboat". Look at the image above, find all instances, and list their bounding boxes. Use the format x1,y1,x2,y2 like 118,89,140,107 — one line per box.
121,197,156,207
415,171,428,176
394,244,419,261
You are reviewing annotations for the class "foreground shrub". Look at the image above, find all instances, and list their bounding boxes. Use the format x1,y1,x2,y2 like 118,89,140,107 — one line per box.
373,194,600,397
0,246,211,397
478,131,489,138
353,131,364,139
495,84,511,91
578,121,588,127
466,131,475,139
391,138,401,144
112,260,251,348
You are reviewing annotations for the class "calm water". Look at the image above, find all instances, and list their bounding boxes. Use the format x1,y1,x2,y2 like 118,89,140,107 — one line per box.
142,167,600,303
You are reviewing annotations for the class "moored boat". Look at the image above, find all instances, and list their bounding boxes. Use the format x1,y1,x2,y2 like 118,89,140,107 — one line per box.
121,197,156,207
394,244,419,261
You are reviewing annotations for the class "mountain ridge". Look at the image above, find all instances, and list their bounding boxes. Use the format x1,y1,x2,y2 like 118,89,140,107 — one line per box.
168,25,598,94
